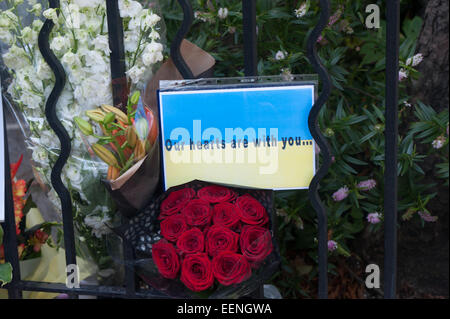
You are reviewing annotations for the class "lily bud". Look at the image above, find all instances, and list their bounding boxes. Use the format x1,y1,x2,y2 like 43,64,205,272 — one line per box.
103,112,116,125
126,126,138,148
134,140,146,162
85,108,106,122
107,165,120,181
134,99,149,141
130,91,140,105
92,144,119,167
101,104,128,123
74,116,93,136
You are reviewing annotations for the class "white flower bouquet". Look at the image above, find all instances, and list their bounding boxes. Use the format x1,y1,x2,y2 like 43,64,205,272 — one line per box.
0,0,165,275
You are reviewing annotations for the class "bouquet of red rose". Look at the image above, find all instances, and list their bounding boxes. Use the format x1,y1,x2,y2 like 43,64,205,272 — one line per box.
114,180,280,298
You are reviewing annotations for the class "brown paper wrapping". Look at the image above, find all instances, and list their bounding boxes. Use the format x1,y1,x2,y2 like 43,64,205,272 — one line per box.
104,40,215,218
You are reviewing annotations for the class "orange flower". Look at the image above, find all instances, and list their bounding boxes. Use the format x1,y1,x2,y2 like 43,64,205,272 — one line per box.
10,154,23,180
10,155,27,235
12,179,26,198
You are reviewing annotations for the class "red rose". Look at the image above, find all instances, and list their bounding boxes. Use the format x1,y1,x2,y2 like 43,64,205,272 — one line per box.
240,225,273,265
159,188,196,220
152,240,180,279
212,202,241,229
236,194,269,226
212,252,251,286
160,214,188,242
176,228,204,255
205,225,239,257
197,185,236,203
181,199,212,227
180,253,214,292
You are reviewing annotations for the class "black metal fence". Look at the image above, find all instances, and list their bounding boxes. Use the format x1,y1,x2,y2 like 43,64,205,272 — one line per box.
1,0,399,299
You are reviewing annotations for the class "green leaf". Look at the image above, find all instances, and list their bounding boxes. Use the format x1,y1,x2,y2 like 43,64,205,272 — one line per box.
0,263,13,287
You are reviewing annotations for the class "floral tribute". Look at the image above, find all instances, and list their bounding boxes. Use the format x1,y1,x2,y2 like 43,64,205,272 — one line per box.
0,0,164,270
0,156,55,265
151,185,274,292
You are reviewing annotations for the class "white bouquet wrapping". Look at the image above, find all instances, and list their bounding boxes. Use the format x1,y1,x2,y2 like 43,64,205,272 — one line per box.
0,0,165,275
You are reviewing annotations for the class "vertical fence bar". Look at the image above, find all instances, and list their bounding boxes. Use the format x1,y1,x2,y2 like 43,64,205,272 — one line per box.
106,0,129,109
105,0,139,297
38,0,77,299
306,0,332,299
242,0,257,76
384,0,400,299
171,0,194,79
2,105,23,299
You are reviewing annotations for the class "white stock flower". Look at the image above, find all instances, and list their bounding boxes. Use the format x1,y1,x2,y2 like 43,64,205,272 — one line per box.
149,29,160,40
0,29,15,45
73,0,103,8
81,49,109,74
2,45,29,69
65,163,83,188
126,65,146,84
20,91,43,109
124,30,139,52
61,51,82,69
142,42,163,66
130,10,161,30
50,36,71,52
31,19,43,31
31,147,49,166
0,10,18,27
218,8,229,20
21,26,38,44
30,3,42,16
73,73,112,109
62,3,81,29
84,16,102,34
93,35,111,56
43,8,59,24
119,0,143,18
142,12,161,29
39,130,60,149
84,214,112,238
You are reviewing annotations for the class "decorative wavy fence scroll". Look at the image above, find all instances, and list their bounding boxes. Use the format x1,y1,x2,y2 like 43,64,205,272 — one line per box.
37,0,78,286
170,0,194,79
306,0,332,299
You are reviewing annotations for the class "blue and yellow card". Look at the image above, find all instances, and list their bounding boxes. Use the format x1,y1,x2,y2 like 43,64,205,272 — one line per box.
158,83,316,190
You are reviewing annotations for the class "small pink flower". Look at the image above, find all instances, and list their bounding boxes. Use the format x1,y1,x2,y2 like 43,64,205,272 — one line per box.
399,69,408,81
418,211,438,223
328,240,338,252
357,179,377,191
332,186,349,202
432,136,446,149
328,5,344,27
367,212,381,224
